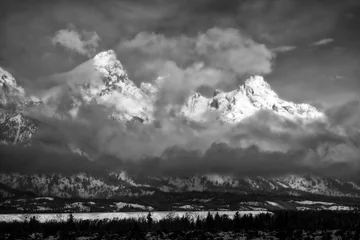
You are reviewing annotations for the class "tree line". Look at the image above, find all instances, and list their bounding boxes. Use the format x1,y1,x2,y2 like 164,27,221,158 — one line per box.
1,210,360,239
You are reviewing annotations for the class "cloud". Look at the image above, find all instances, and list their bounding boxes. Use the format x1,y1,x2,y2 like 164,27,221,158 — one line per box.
96,109,359,179
1,0,360,181
310,38,334,46
236,0,344,45
19,86,360,180
0,0,179,79
118,27,274,117
326,100,360,130
51,24,101,57
120,28,274,78
9,32,357,180
272,46,297,53
0,143,104,175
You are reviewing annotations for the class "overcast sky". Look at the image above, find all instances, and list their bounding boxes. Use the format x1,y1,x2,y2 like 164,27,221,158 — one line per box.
1,0,360,108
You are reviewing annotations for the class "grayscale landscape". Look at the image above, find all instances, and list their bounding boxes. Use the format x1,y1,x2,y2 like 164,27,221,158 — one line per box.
1,0,360,239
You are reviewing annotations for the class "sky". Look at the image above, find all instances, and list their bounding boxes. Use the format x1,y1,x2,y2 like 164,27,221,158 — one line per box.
1,0,360,179
1,0,360,107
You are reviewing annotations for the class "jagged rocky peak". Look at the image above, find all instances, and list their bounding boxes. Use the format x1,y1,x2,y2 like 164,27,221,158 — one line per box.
89,50,154,123
92,50,136,97
179,75,324,123
89,50,142,97
0,67,25,106
93,50,128,81
0,67,37,145
1,67,18,88
140,82,158,97
213,89,222,97
181,92,209,120
241,75,278,98
244,75,270,89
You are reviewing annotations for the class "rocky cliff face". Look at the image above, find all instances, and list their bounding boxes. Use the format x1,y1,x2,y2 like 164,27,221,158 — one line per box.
0,67,38,145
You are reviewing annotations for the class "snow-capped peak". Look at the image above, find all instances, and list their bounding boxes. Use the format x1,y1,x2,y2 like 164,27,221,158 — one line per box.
243,75,277,98
244,75,268,88
93,50,123,75
86,50,324,124
180,75,323,123
89,50,153,122
0,67,18,89
92,50,132,88
0,67,25,106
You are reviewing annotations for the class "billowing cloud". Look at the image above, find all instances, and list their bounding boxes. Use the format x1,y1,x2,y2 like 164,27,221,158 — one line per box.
119,28,274,80
1,0,360,181
7,104,359,180
51,24,100,57
310,38,334,46
118,27,274,117
5,29,356,180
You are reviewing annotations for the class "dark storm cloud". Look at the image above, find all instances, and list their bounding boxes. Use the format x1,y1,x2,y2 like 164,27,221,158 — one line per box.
0,144,102,175
120,107,360,180
131,147,354,180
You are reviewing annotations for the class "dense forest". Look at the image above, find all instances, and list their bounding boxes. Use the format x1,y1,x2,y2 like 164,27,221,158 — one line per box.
1,211,360,239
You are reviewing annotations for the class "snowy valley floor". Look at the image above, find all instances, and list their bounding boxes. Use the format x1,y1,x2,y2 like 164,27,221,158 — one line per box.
1,229,360,240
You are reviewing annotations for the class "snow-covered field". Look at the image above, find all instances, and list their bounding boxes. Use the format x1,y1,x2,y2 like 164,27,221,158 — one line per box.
0,211,270,223
294,200,335,205
114,202,154,211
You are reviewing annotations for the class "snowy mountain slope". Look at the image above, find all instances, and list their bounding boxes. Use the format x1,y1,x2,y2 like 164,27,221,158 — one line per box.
0,173,155,199
0,50,325,146
0,67,25,106
90,50,154,123
0,67,38,144
180,76,324,123
58,50,154,123
44,50,324,125
1,172,360,199
0,110,37,145
140,174,360,197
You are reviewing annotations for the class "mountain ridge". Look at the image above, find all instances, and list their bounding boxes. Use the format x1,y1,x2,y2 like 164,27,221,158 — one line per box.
0,50,358,199
1,172,360,199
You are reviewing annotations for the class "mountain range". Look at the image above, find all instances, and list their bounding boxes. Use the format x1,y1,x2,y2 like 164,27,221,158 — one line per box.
1,50,359,200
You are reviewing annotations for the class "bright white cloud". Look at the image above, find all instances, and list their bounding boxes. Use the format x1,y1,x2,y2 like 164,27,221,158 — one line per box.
52,25,100,57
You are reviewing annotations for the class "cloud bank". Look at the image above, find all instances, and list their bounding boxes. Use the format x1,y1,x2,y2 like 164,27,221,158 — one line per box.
118,27,274,118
